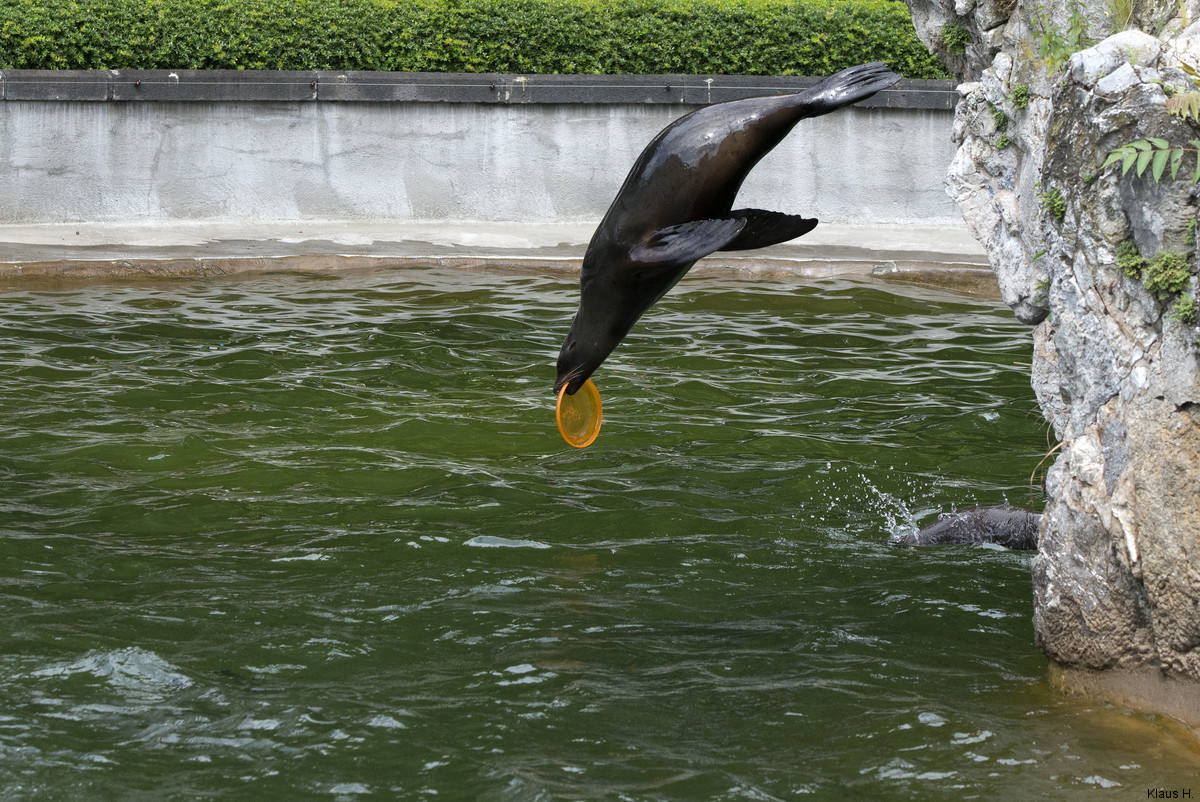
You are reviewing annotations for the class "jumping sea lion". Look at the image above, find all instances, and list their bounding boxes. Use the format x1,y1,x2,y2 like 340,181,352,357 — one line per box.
897,505,1042,550
554,62,901,395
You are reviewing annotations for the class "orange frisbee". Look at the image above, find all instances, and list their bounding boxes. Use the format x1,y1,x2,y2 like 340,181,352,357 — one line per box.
556,379,602,448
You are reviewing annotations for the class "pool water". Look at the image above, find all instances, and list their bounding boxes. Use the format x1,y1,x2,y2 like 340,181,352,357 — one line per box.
0,268,1195,799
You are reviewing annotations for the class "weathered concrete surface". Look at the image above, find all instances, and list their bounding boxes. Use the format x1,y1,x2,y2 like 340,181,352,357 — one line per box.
0,220,992,295
0,101,960,227
0,71,962,229
0,72,983,285
904,0,1200,721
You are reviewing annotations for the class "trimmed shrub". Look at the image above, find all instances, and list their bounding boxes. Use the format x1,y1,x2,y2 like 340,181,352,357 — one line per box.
0,0,949,77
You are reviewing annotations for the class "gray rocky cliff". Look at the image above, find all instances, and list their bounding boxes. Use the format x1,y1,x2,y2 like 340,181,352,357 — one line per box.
904,0,1200,688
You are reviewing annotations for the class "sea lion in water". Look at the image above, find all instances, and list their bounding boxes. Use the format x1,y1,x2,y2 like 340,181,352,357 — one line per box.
898,505,1041,550
554,62,901,395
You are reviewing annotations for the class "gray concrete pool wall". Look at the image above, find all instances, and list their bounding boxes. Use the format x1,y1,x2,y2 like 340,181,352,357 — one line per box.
0,71,987,285
1,71,961,227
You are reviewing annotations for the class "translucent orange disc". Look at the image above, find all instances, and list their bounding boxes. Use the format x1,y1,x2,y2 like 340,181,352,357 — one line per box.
556,379,602,448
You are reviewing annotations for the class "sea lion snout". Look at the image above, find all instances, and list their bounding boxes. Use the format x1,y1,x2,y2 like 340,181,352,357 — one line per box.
554,329,602,396
555,269,642,394
555,324,621,395
554,338,584,395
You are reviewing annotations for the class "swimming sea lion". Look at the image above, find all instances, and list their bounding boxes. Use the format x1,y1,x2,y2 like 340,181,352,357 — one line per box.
554,62,901,395
897,505,1042,550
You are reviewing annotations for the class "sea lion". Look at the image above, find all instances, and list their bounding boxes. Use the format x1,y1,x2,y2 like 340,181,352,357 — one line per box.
897,505,1042,550
554,62,901,395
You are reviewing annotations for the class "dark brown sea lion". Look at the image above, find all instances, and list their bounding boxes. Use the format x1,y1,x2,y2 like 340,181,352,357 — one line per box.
554,62,901,395
898,505,1042,550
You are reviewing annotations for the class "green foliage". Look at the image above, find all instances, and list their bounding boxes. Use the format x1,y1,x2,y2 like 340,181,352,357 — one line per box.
1116,240,1196,307
1103,61,1200,186
0,0,949,76
990,104,1009,147
1103,138,1200,183
1105,0,1135,32
1144,251,1193,299
1117,239,1146,279
940,18,970,56
991,104,1008,131
1039,186,1066,223
1033,275,1050,305
1032,1,1090,70
1009,82,1029,111
1169,293,1198,324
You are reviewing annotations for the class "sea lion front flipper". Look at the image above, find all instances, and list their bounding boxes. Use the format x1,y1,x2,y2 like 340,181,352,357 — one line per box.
629,217,747,265
720,209,818,252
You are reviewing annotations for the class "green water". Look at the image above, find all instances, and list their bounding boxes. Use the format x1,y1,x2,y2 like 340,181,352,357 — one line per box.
0,268,1196,800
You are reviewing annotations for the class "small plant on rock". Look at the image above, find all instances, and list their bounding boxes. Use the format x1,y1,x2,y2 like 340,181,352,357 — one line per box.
1032,1,1090,70
1117,239,1147,278
1009,83,1029,112
1169,293,1198,324
1105,0,1136,32
941,18,970,56
991,105,1011,148
1033,276,1051,306
1039,187,1066,223
1115,241,1197,314
991,105,1009,131
1143,251,1192,298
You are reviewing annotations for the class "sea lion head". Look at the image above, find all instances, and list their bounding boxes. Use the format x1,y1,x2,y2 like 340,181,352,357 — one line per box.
553,323,609,396
553,285,632,396
553,246,656,396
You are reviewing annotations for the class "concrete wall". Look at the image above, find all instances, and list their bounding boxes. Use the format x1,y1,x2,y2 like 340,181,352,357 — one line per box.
0,71,961,227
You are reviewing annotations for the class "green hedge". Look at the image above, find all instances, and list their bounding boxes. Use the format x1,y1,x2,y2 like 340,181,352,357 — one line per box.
0,0,947,78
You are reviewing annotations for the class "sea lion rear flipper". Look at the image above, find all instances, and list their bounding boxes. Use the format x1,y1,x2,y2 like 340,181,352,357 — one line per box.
720,209,818,252
794,62,901,117
629,217,747,264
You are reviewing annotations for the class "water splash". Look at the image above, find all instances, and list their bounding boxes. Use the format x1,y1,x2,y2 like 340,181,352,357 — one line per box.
29,647,193,704
814,462,947,544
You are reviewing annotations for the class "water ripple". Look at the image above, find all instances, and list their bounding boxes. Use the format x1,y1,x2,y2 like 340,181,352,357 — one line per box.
1,269,1194,799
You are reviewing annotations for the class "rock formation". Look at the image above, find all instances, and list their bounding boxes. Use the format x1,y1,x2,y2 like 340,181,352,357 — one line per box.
903,0,1200,701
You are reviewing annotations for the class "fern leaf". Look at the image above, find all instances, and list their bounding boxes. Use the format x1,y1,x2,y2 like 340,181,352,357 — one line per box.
1167,92,1200,121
